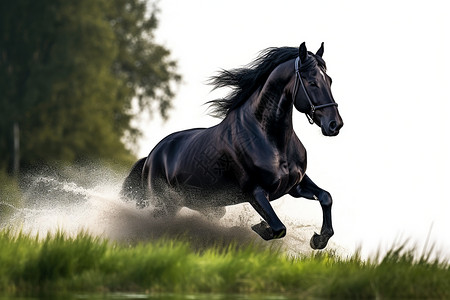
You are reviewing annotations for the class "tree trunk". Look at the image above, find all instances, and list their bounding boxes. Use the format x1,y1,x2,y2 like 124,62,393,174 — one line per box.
8,121,20,177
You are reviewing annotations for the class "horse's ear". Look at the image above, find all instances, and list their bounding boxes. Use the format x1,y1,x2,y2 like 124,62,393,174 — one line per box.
316,42,324,57
299,42,307,63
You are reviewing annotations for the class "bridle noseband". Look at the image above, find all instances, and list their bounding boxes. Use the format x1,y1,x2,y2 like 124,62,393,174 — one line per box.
292,57,338,124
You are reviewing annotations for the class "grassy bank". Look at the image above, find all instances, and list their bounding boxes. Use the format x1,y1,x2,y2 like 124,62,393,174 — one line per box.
0,230,448,298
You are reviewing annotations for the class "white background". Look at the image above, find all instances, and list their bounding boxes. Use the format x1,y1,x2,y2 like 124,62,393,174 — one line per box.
138,0,450,257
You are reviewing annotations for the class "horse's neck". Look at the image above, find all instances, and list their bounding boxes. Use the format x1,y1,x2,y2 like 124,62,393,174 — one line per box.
251,65,295,146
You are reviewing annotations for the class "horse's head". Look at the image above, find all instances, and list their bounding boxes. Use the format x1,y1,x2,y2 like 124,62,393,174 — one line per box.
293,42,343,136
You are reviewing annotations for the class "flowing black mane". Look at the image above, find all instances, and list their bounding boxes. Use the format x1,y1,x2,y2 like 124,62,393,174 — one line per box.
207,47,327,118
207,47,297,118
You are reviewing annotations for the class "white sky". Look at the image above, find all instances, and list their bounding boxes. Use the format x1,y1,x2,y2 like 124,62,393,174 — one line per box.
139,0,450,257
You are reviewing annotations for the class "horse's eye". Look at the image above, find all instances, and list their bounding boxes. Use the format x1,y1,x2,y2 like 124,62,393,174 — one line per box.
309,81,318,87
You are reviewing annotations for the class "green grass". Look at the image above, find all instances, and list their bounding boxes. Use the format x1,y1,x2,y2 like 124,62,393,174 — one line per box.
0,230,449,299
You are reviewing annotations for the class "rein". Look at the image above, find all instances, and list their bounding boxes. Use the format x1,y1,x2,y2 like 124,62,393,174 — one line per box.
292,57,338,124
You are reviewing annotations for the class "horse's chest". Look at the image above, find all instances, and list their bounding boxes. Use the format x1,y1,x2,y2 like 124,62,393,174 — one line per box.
252,153,304,199
272,162,304,197
238,136,305,198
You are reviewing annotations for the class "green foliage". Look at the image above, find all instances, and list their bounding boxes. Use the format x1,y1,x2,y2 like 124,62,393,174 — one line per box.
0,230,448,298
108,0,181,121
0,0,180,171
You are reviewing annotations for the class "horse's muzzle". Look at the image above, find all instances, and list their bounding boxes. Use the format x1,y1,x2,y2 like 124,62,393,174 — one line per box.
322,119,343,136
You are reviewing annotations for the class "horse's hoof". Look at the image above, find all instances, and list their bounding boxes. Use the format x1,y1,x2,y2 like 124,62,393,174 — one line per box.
252,221,286,240
252,221,273,240
310,232,329,250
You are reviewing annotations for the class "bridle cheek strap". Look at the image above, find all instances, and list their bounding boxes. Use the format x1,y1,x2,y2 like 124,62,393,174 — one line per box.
292,57,338,124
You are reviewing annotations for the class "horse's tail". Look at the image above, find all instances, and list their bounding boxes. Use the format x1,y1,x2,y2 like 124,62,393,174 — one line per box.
120,157,148,208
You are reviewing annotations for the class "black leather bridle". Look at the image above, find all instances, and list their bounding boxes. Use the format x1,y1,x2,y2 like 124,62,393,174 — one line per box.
292,57,338,124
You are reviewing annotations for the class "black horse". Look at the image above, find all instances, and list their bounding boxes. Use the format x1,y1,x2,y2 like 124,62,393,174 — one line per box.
121,42,343,249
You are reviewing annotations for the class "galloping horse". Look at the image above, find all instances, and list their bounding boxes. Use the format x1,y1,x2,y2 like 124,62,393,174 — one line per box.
121,43,343,249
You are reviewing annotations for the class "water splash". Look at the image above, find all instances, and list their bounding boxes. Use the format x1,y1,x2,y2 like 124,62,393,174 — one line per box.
1,165,347,256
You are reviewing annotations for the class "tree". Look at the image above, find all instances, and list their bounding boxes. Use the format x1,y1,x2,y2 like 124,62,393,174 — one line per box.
0,0,180,175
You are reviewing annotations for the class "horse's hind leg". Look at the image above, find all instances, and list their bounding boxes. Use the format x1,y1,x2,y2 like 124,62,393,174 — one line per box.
149,179,182,218
250,186,286,240
121,157,148,208
289,174,334,249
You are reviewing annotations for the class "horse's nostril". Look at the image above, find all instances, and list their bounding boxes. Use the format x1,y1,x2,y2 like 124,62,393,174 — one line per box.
329,120,337,131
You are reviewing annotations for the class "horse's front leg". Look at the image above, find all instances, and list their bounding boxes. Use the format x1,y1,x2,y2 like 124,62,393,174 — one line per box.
250,186,286,240
289,174,334,249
